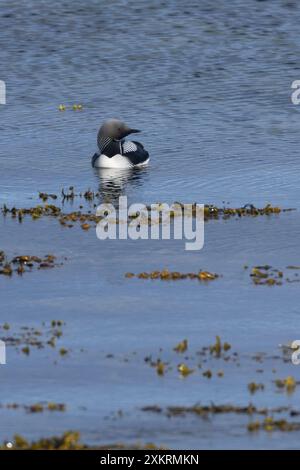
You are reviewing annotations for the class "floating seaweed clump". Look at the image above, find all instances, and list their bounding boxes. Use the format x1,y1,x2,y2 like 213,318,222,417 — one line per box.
3,432,82,450
35,193,287,218
59,347,68,356
202,369,212,378
58,211,101,228
202,203,284,220
143,203,285,220
1,203,101,228
26,402,66,413
156,360,166,376
248,382,265,394
125,269,219,281
178,363,194,377
0,321,66,355
1,432,165,450
0,251,61,277
148,336,233,378
274,376,297,393
2,204,62,222
144,357,168,376
61,187,99,201
209,336,231,358
2,200,290,229
173,339,188,353
249,265,300,285
39,192,57,202
0,402,66,413
40,187,99,203
248,417,300,432
142,403,291,418
250,266,283,285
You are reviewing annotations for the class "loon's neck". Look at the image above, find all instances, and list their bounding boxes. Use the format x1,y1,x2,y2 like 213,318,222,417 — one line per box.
98,135,113,154
98,135,126,156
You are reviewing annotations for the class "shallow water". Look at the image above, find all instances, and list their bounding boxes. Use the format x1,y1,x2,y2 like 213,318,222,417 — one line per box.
1,0,300,449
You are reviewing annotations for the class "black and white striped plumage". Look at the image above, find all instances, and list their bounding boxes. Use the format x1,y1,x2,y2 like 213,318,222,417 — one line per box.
92,119,149,169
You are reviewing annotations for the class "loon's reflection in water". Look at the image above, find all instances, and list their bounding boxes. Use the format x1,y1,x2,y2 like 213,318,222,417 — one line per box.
94,166,149,204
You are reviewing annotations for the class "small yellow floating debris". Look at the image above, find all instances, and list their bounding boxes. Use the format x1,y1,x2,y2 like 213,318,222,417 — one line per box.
27,403,43,413
125,272,135,278
47,402,66,412
178,363,194,377
251,268,268,279
209,336,231,358
248,382,265,394
81,223,91,231
21,346,30,356
285,376,296,391
1,264,12,276
247,421,261,432
156,361,165,376
59,348,68,356
275,376,296,393
173,339,188,353
58,104,66,111
198,271,216,280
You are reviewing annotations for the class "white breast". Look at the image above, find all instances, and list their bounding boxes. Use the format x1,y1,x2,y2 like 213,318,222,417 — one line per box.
94,153,149,169
94,154,133,169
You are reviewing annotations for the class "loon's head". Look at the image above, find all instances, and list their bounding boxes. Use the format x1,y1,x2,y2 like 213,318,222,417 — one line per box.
98,119,141,141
